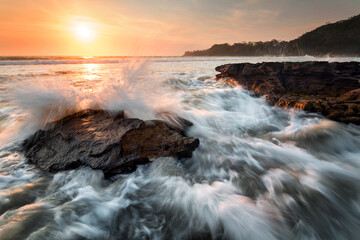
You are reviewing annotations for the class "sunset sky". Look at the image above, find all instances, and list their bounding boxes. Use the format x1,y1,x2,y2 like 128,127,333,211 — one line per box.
0,0,359,56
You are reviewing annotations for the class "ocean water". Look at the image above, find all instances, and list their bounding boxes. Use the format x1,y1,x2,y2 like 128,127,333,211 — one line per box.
0,56,359,240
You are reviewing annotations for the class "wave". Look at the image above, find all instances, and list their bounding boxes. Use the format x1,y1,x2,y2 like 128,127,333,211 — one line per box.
2,59,181,143
1,56,359,66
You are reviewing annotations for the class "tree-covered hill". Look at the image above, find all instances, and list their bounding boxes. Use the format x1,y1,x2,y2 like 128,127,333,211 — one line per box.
184,14,360,57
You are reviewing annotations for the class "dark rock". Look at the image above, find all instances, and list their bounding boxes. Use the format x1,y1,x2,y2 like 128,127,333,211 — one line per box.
215,61,360,124
156,111,193,135
23,109,199,177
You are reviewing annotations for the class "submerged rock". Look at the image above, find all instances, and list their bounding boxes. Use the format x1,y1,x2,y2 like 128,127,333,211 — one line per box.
23,109,199,177
215,61,360,124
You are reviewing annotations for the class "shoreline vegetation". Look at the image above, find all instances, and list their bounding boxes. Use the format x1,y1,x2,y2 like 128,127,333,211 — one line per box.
184,14,360,57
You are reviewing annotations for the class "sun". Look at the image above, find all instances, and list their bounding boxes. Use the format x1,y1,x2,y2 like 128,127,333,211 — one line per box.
73,22,96,43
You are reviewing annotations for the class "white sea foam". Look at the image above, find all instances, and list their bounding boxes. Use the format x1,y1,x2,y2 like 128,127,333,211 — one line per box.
0,57,359,239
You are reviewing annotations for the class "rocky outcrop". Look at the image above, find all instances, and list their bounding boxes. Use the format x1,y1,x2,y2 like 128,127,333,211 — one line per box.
23,109,199,177
215,61,360,124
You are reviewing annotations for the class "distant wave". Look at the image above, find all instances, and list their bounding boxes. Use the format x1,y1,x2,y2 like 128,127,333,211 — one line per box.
0,56,359,66
0,56,313,66
0,59,127,66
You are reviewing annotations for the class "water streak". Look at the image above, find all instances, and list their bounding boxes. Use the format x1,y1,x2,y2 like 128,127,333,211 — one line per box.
0,57,359,239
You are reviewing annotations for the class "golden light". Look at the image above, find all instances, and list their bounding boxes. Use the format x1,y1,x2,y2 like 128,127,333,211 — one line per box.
73,22,96,43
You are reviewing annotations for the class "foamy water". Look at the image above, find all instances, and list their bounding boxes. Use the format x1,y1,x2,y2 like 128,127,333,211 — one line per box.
0,56,359,240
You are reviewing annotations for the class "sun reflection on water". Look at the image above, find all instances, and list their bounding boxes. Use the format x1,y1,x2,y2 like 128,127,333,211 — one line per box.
83,64,100,81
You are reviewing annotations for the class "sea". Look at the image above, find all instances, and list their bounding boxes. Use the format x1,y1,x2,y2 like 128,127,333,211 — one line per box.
0,56,359,240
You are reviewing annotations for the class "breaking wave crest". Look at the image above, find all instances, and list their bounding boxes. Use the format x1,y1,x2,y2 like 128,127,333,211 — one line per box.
3,59,180,142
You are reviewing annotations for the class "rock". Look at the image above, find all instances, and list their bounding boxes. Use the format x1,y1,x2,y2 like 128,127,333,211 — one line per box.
156,111,193,135
215,61,360,124
23,109,199,177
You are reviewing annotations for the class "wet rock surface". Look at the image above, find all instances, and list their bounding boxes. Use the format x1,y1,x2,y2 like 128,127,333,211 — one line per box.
23,109,199,177
216,61,360,124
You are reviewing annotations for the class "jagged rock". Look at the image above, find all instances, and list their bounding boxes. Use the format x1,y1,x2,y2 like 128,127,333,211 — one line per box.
23,109,199,177
215,61,360,124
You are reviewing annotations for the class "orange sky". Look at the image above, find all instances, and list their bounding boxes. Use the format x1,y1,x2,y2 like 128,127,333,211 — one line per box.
0,0,359,56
